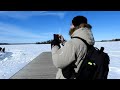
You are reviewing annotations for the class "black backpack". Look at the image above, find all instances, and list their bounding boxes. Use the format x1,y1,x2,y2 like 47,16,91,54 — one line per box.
62,37,110,79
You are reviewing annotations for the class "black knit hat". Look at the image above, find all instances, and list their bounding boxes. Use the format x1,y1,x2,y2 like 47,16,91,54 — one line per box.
72,16,87,27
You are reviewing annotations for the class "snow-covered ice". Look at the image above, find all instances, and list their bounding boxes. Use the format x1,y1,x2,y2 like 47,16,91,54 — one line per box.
0,44,51,79
0,41,120,79
95,41,120,79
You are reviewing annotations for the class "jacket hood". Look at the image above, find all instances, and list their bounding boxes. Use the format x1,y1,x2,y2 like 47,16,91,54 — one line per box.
71,27,95,45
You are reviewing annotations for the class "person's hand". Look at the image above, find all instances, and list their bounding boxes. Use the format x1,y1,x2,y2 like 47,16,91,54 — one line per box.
51,39,61,49
59,35,66,46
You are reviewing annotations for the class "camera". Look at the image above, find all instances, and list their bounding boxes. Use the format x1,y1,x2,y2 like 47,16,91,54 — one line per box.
51,34,61,48
53,34,60,41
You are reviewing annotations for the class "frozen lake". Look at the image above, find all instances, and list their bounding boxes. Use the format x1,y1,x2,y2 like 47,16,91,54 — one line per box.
0,41,120,79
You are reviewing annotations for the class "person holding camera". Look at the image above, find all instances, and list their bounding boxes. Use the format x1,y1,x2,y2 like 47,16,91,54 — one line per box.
51,16,95,79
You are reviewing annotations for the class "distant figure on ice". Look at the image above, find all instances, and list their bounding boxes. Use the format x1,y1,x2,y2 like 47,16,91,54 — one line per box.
0,47,2,51
2,47,5,53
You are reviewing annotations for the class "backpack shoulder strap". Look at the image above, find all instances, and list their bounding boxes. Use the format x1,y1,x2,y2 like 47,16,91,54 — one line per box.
71,37,92,49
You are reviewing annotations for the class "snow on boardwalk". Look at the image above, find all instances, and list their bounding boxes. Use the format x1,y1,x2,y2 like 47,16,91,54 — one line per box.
10,52,57,79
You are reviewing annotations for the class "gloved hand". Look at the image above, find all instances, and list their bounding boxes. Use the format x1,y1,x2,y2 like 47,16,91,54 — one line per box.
59,35,66,46
51,39,61,49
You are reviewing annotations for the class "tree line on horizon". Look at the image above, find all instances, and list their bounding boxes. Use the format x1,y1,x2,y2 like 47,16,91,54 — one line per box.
100,38,120,42
1,38,120,45
36,40,53,44
36,38,120,44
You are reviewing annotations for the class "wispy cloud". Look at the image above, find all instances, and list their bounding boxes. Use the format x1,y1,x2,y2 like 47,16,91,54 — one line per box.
0,21,70,43
0,11,66,20
0,36,45,43
0,22,54,43
0,22,46,38
0,11,66,43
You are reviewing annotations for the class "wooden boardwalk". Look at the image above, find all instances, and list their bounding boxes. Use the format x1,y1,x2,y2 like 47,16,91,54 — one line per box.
10,52,57,79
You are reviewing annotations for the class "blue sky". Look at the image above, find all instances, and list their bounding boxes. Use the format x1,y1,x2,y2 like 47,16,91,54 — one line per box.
0,11,120,43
